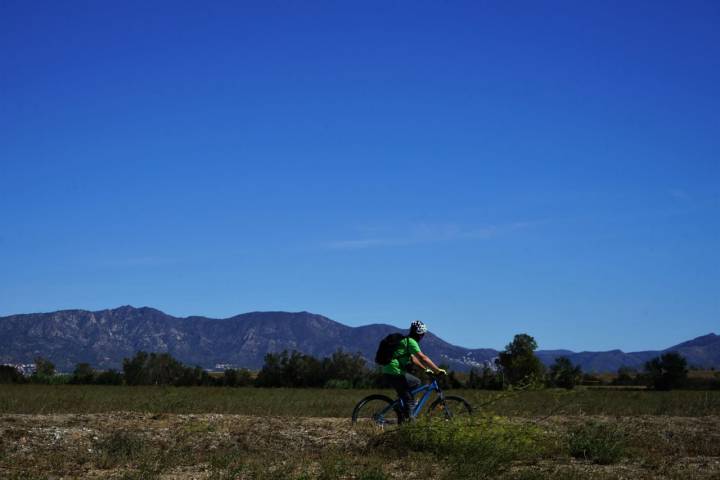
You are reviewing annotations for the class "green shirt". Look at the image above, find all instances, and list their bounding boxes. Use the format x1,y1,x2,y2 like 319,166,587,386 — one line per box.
382,337,421,376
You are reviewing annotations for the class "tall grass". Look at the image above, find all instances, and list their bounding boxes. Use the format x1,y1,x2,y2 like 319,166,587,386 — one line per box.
1,385,719,417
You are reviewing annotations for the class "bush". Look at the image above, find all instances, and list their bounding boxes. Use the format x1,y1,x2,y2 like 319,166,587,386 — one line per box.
567,421,626,464
393,416,547,478
94,431,147,468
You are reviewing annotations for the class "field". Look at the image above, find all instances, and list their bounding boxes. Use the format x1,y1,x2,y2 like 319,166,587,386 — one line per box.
1,386,720,479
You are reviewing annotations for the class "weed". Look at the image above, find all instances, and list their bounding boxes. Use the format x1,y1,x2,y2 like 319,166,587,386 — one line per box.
567,421,626,464
93,430,148,468
117,467,161,480
357,467,389,480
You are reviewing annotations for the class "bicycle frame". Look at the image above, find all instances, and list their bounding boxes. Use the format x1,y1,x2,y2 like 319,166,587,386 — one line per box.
406,378,444,417
377,378,444,421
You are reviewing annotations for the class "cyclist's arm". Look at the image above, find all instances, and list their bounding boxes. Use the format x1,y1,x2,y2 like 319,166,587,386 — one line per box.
412,352,442,373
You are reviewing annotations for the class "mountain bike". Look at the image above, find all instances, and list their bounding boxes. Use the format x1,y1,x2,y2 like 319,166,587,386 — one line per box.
351,372,472,427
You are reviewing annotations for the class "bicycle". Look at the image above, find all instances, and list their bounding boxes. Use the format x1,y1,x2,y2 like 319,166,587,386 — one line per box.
351,371,472,427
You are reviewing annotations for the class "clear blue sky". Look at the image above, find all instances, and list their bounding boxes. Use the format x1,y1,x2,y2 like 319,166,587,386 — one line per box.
1,1,718,352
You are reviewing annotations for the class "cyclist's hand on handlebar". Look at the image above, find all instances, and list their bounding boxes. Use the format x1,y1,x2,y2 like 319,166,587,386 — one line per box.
424,369,434,375
437,368,447,376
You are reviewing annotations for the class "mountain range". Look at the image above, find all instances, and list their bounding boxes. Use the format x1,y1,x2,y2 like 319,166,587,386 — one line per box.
1,306,718,373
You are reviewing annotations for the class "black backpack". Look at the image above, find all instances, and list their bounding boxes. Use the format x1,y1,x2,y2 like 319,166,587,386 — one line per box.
375,333,407,366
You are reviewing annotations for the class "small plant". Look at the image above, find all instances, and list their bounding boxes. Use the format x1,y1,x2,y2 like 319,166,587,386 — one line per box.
94,430,148,468
567,421,626,464
358,467,389,480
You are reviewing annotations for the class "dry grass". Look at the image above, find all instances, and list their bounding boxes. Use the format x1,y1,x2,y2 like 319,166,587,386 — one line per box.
1,386,720,478
1,413,720,479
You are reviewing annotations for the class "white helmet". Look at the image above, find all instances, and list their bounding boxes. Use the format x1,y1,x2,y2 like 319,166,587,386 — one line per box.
410,320,427,335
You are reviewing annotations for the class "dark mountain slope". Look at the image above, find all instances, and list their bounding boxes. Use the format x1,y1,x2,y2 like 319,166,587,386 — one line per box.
0,307,717,372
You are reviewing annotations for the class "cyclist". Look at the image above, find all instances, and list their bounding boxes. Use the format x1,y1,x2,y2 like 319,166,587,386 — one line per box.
382,320,446,422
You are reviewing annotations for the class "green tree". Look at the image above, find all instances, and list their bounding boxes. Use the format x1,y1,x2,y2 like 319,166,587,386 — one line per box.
30,356,56,383
122,351,196,386
0,365,25,384
467,366,503,390
34,356,55,376
496,334,545,388
71,363,96,384
612,366,637,386
644,351,688,390
547,356,582,389
223,368,254,387
123,351,149,385
255,352,284,387
429,363,462,390
95,369,123,385
322,350,369,388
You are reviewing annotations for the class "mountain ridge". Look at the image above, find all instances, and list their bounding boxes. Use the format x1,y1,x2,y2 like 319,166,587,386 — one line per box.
1,306,717,373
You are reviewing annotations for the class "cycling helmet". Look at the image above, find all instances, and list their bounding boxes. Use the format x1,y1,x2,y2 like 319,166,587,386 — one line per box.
410,320,427,335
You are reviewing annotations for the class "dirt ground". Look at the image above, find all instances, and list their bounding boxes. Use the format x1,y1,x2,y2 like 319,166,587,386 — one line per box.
1,413,720,479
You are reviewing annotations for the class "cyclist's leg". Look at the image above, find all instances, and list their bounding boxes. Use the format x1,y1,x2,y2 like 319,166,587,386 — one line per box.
384,373,411,422
404,372,421,418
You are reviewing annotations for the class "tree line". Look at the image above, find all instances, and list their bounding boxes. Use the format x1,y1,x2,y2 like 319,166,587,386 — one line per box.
1,333,717,390
465,333,717,391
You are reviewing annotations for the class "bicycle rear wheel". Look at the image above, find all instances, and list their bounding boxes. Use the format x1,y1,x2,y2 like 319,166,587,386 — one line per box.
351,394,400,428
428,395,473,420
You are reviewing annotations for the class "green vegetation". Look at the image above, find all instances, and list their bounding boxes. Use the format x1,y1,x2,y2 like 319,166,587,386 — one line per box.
0,365,24,384
566,421,627,464
3,335,718,392
644,351,689,390
1,385,719,416
2,410,720,479
255,349,376,388
546,357,583,389
496,333,546,387
391,417,550,479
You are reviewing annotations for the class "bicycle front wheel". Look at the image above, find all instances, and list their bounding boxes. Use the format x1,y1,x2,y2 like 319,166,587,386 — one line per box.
428,395,473,420
351,394,400,428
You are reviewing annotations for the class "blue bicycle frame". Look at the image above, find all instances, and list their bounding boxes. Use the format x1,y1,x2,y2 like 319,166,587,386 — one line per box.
379,377,444,420
404,377,443,418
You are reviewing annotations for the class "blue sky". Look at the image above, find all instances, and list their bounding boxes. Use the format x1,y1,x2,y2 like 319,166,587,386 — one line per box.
1,1,718,352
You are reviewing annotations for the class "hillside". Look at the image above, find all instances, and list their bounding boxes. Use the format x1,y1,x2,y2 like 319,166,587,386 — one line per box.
0,306,717,372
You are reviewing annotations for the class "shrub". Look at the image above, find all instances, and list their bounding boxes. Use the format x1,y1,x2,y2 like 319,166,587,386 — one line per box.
567,421,626,464
94,431,148,468
393,416,547,478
